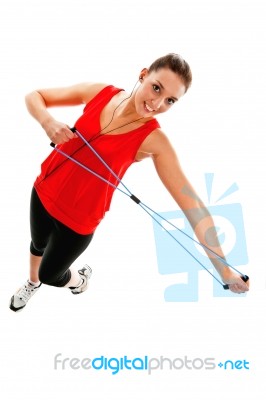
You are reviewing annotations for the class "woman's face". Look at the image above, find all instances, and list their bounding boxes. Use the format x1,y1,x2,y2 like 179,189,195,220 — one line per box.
135,67,187,117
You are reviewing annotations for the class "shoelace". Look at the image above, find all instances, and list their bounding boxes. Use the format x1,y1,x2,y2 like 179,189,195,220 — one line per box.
17,283,37,302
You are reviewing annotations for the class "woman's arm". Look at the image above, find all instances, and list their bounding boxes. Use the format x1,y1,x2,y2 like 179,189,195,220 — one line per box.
142,130,249,293
25,82,107,144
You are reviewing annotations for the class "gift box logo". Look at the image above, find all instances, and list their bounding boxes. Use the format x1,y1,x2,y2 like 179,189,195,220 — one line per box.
152,173,249,302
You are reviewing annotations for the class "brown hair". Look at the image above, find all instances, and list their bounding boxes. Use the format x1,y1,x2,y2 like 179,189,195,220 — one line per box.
148,53,192,93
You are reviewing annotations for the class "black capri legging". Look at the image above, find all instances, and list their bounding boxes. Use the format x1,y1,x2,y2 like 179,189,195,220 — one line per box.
30,188,94,287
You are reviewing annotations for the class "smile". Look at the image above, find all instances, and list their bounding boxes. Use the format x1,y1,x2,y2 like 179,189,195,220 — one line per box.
144,102,155,112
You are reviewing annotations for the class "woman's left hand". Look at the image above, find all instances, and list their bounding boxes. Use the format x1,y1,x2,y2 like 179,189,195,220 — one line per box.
221,268,249,293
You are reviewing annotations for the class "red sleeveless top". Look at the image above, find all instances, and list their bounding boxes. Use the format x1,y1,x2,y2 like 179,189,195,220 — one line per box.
34,85,160,234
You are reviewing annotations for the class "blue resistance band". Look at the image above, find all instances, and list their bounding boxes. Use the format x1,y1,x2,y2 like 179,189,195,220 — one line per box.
50,129,249,290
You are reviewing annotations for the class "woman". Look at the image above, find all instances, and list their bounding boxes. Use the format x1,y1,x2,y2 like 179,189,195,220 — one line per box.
10,53,249,312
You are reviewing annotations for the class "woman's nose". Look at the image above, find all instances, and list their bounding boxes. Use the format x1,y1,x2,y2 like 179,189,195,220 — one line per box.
151,97,164,110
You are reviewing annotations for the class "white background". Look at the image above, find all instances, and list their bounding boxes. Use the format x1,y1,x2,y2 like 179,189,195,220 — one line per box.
0,0,265,398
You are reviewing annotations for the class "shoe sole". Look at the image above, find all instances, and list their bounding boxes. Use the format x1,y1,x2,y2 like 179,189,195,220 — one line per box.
9,296,26,312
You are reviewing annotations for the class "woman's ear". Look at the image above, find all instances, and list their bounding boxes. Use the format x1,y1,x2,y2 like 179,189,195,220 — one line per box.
139,68,149,81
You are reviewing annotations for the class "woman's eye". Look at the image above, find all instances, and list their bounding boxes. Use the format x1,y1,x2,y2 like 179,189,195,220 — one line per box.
152,84,160,93
167,98,175,105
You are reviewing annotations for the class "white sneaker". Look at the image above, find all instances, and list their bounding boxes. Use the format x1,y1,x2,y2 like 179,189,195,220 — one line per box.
69,265,92,295
10,280,42,312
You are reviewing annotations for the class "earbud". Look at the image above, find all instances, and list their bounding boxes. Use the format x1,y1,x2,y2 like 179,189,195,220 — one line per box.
139,76,143,81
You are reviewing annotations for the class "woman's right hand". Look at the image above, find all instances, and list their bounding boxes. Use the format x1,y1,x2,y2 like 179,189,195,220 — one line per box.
43,119,78,145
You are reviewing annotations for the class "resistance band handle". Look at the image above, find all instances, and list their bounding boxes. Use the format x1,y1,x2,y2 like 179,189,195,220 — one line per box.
130,194,141,204
223,275,249,290
50,127,76,148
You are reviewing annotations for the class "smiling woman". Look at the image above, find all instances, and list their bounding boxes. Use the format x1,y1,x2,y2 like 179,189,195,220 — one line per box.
9,53,249,313
135,68,186,114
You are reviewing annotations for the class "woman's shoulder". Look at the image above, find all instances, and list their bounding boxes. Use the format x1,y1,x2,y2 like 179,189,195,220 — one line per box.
81,82,114,104
146,126,170,143
140,126,175,155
